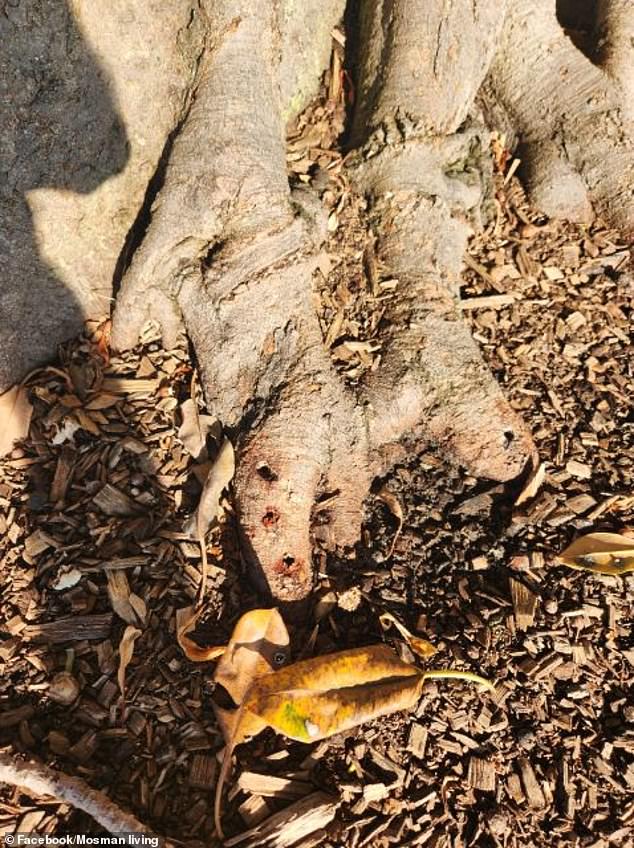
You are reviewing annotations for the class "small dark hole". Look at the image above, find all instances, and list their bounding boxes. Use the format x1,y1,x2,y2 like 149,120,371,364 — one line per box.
503,430,515,448
282,555,295,567
256,463,278,482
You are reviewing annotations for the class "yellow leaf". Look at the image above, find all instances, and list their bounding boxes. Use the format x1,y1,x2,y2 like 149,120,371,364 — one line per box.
245,645,423,743
556,532,634,576
243,647,493,744
0,385,33,458
210,612,491,839
379,612,437,659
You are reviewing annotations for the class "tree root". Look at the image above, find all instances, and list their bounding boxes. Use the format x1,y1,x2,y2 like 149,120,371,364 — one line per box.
0,753,165,840
484,0,634,236
111,0,541,605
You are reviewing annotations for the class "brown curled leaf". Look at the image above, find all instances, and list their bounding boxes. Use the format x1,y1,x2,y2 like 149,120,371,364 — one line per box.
176,606,226,663
379,611,437,660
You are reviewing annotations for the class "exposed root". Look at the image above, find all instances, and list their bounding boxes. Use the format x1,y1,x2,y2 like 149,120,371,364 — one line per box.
484,0,634,236
111,0,539,604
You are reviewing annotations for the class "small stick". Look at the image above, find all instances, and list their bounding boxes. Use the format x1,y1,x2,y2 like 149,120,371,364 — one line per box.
0,753,166,841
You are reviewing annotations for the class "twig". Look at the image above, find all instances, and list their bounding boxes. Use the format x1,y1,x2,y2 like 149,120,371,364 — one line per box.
0,753,165,839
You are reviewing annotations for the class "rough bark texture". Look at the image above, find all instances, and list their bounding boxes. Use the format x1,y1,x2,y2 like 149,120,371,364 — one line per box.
351,0,507,142
483,0,634,235
0,0,341,391
111,0,536,605
349,0,533,481
0,0,203,391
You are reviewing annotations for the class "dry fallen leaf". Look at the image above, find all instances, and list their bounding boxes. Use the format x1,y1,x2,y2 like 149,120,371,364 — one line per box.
176,606,491,839
117,625,141,699
176,606,226,663
214,634,490,837
556,532,634,576
379,612,437,660
178,398,220,462
214,608,290,706
195,437,235,601
212,609,290,839
377,487,404,558
242,646,492,744
0,384,33,457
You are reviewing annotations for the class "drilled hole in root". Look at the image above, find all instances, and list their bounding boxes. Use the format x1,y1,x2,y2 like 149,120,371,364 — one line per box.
503,430,515,449
256,462,278,482
272,554,303,577
262,507,280,528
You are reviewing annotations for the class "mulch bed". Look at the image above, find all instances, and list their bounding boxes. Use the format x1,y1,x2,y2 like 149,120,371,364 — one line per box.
2,31,633,848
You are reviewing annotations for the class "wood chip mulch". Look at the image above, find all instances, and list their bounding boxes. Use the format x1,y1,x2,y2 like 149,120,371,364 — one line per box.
2,30,634,848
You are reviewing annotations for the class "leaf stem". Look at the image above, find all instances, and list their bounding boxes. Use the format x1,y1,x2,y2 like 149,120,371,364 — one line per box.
422,669,495,691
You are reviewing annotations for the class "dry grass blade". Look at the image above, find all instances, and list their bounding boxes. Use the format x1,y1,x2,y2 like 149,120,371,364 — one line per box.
0,384,33,457
556,531,634,575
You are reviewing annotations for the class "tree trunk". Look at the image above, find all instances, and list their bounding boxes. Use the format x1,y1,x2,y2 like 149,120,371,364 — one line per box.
5,0,634,604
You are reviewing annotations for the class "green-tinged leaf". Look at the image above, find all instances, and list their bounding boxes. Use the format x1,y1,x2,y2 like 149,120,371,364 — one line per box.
206,612,491,839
